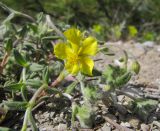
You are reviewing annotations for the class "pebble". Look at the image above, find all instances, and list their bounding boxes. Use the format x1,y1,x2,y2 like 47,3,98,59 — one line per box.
120,122,131,128
98,123,111,131
106,114,117,122
50,112,55,118
57,123,67,131
117,95,125,102
141,123,150,131
128,117,140,129
143,41,154,48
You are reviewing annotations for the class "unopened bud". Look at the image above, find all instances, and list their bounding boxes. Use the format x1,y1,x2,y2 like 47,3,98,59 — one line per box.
131,61,140,74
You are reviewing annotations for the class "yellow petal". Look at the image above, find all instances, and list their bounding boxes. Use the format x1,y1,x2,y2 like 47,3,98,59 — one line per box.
80,57,94,76
65,61,79,75
79,36,97,56
64,28,82,52
54,43,72,59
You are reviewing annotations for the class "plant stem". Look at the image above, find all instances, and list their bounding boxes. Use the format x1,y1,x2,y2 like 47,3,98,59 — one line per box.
21,108,30,131
46,15,65,40
29,84,48,108
0,2,35,22
21,68,27,101
21,84,48,131
0,52,9,74
50,71,66,87
78,73,88,103
28,110,38,131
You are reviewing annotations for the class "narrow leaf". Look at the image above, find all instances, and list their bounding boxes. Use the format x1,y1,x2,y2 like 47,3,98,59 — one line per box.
13,50,29,67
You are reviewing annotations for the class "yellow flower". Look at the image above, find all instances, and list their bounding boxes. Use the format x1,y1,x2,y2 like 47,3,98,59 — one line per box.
54,28,97,76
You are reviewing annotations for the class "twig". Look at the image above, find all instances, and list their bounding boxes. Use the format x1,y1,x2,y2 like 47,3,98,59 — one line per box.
0,2,35,22
46,15,65,39
144,93,160,100
104,116,132,131
116,89,138,100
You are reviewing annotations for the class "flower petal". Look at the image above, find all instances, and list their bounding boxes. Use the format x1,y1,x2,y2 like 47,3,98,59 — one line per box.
80,57,94,76
79,36,97,56
65,61,79,75
54,43,72,59
64,28,82,45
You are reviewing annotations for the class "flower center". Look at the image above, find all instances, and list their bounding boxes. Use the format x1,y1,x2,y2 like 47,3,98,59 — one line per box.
68,53,79,65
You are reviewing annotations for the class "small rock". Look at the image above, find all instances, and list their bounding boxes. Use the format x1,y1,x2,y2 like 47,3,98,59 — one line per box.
143,41,154,48
95,115,104,124
128,117,140,129
60,112,64,118
141,123,150,131
50,112,55,118
115,104,127,115
105,114,117,122
117,95,125,102
100,123,111,131
120,122,131,128
58,123,67,131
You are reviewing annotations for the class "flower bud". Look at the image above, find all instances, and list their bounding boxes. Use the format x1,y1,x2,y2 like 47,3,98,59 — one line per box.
131,61,140,74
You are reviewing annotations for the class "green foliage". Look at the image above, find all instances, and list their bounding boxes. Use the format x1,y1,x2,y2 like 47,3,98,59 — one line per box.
0,3,145,130
76,105,94,128
42,66,49,84
131,99,158,121
0,127,14,131
4,38,13,53
3,101,28,111
142,32,155,41
1,0,160,40
13,50,29,68
83,86,99,102
65,81,78,94
111,25,122,41
128,25,138,38
103,65,131,88
4,82,24,92
131,60,140,74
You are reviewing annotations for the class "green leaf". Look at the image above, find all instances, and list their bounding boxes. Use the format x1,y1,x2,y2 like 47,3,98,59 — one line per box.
83,87,99,101
13,50,29,67
76,105,94,128
4,38,13,53
71,102,79,125
29,63,44,72
92,68,102,76
128,25,138,38
99,47,115,56
3,101,28,111
132,99,158,121
42,36,61,40
115,72,132,87
42,66,49,84
21,85,28,101
4,83,24,92
26,79,42,88
45,88,61,95
103,64,131,88
0,127,15,131
65,81,78,94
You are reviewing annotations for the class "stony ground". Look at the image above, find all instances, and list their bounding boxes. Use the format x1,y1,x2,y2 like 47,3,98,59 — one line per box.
31,41,160,131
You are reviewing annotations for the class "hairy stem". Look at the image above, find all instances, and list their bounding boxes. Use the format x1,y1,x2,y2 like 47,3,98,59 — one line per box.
0,52,9,74
21,84,48,131
46,15,65,40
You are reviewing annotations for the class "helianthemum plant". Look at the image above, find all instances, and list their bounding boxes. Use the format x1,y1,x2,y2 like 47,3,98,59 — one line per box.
54,28,98,128
54,28,98,76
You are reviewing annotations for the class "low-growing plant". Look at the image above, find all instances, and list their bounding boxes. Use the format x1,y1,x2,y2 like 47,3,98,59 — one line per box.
0,3,145,131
